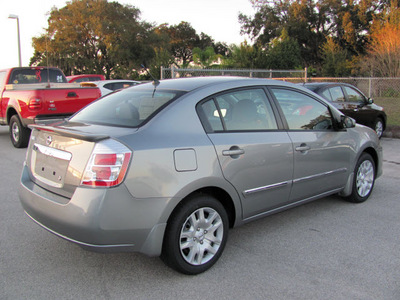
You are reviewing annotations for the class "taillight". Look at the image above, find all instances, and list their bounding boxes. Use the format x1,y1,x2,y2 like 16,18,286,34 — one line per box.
81,139,132,187
29,98,42,110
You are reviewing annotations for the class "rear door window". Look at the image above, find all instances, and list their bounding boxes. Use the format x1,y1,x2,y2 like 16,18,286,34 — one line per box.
198,88,278,132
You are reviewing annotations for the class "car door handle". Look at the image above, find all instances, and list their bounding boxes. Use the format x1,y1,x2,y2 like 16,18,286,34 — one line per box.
67,92,77,98
222,148,245,157
295,144,311,152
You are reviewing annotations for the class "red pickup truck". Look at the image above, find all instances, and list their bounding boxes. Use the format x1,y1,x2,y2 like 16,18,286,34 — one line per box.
0,67,101,148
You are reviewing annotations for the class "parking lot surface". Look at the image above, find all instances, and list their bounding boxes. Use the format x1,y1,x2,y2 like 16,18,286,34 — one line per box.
1,126,399,299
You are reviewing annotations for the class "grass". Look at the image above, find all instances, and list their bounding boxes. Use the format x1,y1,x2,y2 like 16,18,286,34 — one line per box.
374,97,400,138
374,97,400,126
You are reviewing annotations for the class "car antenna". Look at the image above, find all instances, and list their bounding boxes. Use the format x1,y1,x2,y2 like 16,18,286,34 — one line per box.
141,64,159,97
141,64,159,87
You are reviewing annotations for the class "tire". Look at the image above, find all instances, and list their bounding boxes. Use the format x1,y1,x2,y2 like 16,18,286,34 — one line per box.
373,118,384,139
345,153,376,203
161,194,229,275
9,115,31,148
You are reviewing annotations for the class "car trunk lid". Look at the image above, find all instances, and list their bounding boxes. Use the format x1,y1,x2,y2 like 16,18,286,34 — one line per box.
26,123,134,199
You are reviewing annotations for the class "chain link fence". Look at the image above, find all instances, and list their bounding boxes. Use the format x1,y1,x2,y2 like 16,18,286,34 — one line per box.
294,77,400,98
161,67,306,81
160,67,400,98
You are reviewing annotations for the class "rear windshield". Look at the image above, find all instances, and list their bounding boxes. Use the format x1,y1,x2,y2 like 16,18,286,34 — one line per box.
71,88,186,127
71,76,103,83
9,68,67,84
303,85,318,92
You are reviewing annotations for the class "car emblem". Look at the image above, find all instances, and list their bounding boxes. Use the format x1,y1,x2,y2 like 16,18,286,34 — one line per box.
46,135,52,146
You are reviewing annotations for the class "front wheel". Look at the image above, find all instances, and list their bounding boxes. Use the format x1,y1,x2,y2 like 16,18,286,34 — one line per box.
373,118,384,139
9,115,31,148
161,195,229,275
345,153,376,203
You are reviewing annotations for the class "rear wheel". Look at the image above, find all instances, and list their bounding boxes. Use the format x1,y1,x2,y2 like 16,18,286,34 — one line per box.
345,153,376,203
9,115,31,148
161,195,229,275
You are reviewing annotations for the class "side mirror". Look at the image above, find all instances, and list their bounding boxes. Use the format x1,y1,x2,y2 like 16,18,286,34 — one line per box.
342,116,356,128
367,98,374,104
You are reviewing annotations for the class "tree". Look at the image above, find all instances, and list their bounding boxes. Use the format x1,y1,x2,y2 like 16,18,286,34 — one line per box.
30,0,153,78
364,1,400,77
192,47,220,68
148,47,175,79
221,41,265,68
320,37,351,76
165,21,200,68
239,0,387,67
266,29,302,69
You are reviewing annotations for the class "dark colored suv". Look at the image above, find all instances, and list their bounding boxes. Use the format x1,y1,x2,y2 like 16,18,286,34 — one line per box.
302,82,387,138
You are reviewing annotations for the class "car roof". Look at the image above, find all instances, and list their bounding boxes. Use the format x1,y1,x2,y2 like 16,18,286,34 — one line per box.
134,76,298,92
92,79,140,85
301,82,356,88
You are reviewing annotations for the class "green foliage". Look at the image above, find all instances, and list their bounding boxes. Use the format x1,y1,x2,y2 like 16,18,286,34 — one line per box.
265,29,302,69
28,0,400,79
192,47,220,68
239,0,386,68
31,0,154,78
221,42,265,68
165,21,199,68
320,37,352,77
148,47,175,79
152,22,218,68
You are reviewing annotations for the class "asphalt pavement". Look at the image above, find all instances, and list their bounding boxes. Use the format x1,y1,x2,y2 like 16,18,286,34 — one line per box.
0,126,399,300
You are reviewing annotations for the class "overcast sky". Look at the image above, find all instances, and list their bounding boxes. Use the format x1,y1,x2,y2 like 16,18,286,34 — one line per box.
0,0,256,69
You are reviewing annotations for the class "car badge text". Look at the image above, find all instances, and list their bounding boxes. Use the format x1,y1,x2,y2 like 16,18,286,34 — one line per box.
46,136,52,146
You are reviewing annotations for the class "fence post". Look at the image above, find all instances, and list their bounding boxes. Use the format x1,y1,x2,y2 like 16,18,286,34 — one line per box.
171,65,175,79
160,66,164,80
368,77,372,98
304,67,308,83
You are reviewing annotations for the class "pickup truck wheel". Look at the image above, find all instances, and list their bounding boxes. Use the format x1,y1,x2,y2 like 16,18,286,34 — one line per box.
9,115,30,148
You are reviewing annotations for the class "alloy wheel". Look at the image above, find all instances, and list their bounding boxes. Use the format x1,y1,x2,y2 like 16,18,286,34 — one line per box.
179,207,224,265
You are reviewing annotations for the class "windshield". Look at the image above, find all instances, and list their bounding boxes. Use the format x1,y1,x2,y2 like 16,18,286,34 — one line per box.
71,88,186,127
9,68,67,84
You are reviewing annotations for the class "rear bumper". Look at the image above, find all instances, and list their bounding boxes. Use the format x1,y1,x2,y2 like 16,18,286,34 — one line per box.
23,114,72,127
18,164,168,256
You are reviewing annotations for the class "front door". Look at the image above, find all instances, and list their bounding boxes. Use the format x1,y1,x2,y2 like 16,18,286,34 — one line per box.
270,87,353,202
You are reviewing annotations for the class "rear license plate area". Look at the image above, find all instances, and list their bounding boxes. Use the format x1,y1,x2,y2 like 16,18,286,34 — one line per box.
32,144,72,188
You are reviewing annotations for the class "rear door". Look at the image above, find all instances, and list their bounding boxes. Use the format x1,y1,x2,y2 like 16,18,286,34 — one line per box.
197,88,294,220
269,87,353,202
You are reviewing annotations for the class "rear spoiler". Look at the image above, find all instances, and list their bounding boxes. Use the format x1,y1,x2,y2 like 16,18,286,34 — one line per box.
29,124,109,142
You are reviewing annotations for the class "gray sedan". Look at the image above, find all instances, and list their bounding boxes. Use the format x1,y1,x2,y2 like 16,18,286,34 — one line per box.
19,77,382,275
